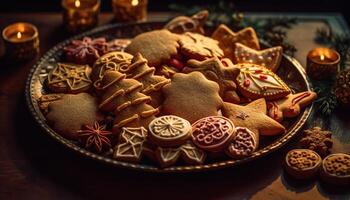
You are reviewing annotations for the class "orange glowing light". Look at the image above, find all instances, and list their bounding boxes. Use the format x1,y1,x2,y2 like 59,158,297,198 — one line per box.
16,32,22,39
131,0,139,6
320,54,325,61
75,0,81,8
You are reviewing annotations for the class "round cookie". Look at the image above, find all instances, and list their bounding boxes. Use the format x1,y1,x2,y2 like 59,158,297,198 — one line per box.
47,63,92,94
179,32,224,60
125,29,180,67
46,93,103,140
191,116,236,152
284,149,322,179
321,153,350,186
225,127,258,159
149,115,192,147
91,51,133,84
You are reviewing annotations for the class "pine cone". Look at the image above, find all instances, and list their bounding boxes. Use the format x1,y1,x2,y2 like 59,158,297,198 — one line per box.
334,68,350,107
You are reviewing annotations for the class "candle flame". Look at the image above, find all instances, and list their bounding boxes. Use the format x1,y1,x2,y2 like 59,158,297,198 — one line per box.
131,0,139,6
75,0,81,8
320,54,325,61
17,32,22,39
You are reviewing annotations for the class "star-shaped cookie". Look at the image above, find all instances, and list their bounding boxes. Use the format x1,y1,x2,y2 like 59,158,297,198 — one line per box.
267,91,317,122
212,24,260,61
162,72,223,123
222,98,285,138
183,56,241,103
234,43,283,72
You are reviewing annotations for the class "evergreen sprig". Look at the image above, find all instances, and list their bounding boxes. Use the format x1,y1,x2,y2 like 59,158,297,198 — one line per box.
169,1,297,56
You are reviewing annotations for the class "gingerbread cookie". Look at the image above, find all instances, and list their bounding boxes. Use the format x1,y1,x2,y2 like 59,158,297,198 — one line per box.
64,37,108,65
180,141,206,165
120,53,171,107
149,115,192,147
77,121,113,153
299,127,333,157
267,91,317,122
284,149,322,179
38,93,64,114
179,32,224,60
46,93,103,139
321,153,350,186
114,127,147,162
212,25,260,60
47,63,92,94
162,72,223,123
96,71,159,131
164,10,208,34
91,51,133,83
125,29,180,67
107,39,131,52
222,98,286,137
234,43,283,72
226,127,258,159
155,146,181,167
235,63,291,100
191,116,236,152
184,56,241,103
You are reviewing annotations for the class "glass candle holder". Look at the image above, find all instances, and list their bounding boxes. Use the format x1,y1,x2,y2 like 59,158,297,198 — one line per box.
112,0,148,22
2,22,39,61
306,47,340,80
62,0,101,33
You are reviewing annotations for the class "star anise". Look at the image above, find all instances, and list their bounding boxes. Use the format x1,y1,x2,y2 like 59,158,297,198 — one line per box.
77,121,113,153
64,37,108,65
299,126,333,157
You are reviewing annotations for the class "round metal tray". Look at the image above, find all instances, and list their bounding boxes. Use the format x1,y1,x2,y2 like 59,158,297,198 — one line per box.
25,21,313,172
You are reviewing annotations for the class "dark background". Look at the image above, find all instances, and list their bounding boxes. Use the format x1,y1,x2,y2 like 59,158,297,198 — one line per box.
0,0,349,23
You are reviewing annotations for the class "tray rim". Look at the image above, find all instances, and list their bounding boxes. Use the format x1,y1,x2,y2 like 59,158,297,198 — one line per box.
25,21,314,173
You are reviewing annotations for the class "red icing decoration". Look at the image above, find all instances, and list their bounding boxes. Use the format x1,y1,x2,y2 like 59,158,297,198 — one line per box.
191,116,235,152
243,79,251,87
259,75,268,80
169,58,184,71
255,69,263,74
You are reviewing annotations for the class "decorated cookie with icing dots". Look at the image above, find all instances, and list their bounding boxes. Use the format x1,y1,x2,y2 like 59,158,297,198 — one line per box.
267,91,317,122
284,149,322,179
149,115,192,147
47,63,92,94
212,24,260,61
191,116,236,152
234,43,283,72
321,153,350,186
235,63,291,100
225,127,258,159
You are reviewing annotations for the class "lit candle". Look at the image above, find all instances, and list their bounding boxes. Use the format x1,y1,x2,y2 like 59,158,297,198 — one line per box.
112,0,148,22
62,0,100,32
2,22,39,61
306,47,340,80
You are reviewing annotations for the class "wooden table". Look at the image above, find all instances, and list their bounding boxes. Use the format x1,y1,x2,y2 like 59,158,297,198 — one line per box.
1,12,350,200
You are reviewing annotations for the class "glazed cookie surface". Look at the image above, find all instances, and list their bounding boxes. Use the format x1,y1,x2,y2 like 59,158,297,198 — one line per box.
149,115,192,147
226,127,258,159
191,116,236,152
235,63,291,100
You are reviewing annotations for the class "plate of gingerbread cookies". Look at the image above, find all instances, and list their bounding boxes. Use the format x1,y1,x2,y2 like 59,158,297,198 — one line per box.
26,11,317,172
